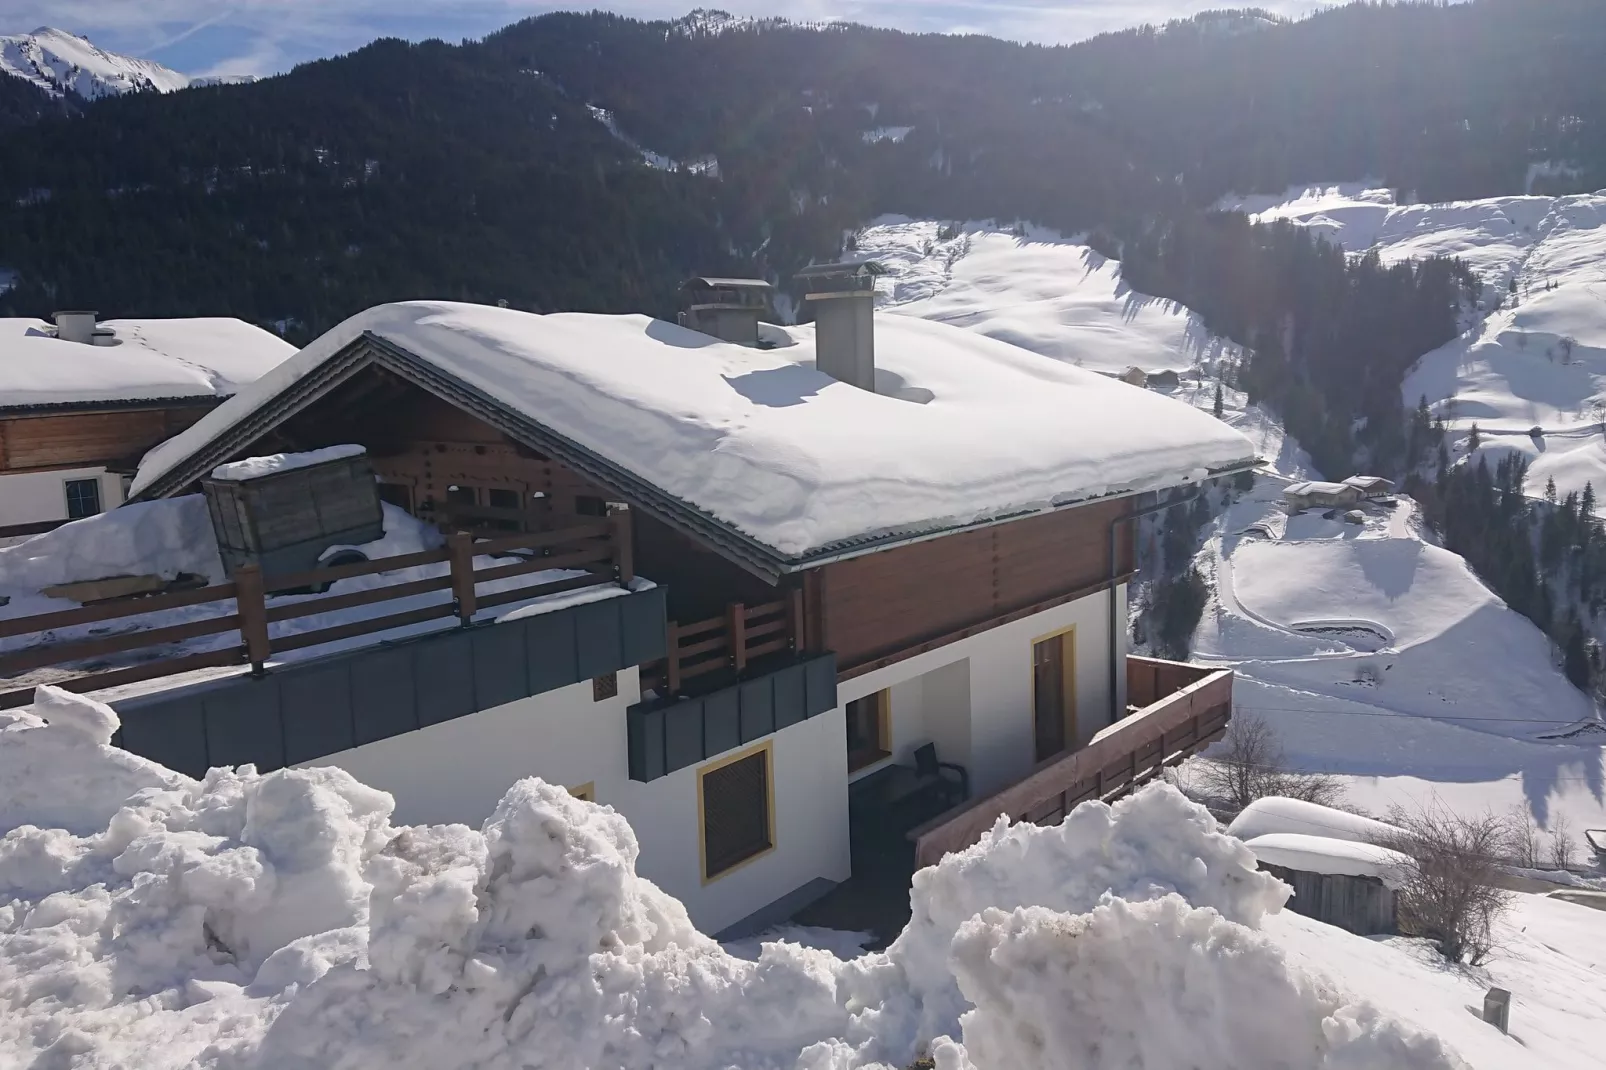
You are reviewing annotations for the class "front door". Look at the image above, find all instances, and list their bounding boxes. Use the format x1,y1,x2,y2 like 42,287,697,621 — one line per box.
1033,630,1076,762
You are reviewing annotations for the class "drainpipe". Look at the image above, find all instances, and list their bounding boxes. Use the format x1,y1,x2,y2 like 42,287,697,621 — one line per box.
1107,488,1203,723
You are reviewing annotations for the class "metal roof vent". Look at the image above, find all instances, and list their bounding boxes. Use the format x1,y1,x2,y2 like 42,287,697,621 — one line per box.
52,310,99,345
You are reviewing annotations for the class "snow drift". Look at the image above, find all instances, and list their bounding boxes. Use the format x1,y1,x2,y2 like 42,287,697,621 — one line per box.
0,688,1464,1069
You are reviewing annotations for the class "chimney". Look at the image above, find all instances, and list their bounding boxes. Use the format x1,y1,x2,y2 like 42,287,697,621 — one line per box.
795,261,885,391
678,277,773,347
52,310,98,345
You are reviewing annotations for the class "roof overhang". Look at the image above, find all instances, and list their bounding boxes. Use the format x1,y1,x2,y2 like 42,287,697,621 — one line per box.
130,331,1262,583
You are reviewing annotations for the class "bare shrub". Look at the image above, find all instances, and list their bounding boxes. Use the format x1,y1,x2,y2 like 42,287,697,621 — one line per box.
1505,804,1543,869
1383,804,1514,965
1550,812,1576,871
1195,713,1346,812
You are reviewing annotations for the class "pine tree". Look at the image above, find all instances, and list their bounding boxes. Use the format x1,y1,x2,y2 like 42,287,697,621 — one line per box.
1545,476,1558,503
1584,482,1596,518
1212,381,1224,418
1468,423,1482,451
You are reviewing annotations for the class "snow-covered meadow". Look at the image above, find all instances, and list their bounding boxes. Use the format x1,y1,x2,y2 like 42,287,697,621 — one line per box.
1,686,1559,1070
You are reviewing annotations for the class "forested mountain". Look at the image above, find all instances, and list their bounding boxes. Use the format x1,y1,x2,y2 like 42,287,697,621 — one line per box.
0,1,1599,471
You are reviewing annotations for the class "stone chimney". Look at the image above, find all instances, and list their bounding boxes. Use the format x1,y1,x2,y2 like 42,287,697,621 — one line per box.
52,311,98,345
795,261,884,391
678,277,773,347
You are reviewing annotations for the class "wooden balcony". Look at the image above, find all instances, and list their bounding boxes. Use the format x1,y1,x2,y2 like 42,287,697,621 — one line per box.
908,656,1233,868
0,511,634,709
640,592,806,697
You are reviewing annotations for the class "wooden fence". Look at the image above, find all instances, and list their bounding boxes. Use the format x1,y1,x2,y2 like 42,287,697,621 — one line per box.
0,511,631,710
640,592,804,696
910,659,1234,867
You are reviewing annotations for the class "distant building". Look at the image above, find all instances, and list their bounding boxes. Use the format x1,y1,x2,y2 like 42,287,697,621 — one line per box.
1283,480,1363,511
0,312,295,536
1342,475,1395,499
1119,367,1148,388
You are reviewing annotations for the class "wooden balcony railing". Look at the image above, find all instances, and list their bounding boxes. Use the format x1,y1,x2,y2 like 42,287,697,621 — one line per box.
640,591,805,696
908,657,1233,868
0,510,632,710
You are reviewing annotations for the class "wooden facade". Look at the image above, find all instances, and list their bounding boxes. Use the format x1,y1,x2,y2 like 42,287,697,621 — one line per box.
0,404,211,473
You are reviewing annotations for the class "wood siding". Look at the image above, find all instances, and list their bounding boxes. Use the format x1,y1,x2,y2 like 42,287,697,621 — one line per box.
0,405,210,472
817,497,1133,673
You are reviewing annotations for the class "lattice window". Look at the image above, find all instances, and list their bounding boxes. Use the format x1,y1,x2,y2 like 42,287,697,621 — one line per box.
700,746,773,880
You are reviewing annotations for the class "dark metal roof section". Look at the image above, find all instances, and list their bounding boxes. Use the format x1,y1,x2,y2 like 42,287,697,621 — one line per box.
131,330,1261,583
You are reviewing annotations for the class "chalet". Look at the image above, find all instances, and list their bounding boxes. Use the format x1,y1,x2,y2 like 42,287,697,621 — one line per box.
1342,475,1395,500
0,312,295,537
2,278,1253,936
1283,480,1363,511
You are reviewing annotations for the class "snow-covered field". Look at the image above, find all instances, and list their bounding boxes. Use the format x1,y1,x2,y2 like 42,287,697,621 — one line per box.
859,216,1242,376
8,689,1586,1070
1227,183,1606,510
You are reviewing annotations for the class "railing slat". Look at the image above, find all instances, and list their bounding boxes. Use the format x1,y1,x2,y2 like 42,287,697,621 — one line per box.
0,647,246,710
264,547,449,593
271,603,458,653
0,581,239,639
0,614,243,675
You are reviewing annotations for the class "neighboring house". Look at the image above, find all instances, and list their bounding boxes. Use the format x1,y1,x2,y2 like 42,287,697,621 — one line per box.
1283,480,1363,511
1342,475,1395,500
0,312,296,534
8,277,1254,936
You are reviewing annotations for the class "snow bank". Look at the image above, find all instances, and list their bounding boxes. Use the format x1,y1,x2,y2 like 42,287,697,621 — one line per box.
131,301,1256,558
211,445,367,482
1229,797,1405,846
0,494,225,591
1244,833,1411,886
0,316,294,408
0,715,1468,1069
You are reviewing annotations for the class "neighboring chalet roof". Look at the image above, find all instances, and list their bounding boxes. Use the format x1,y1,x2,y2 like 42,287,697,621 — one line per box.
130,301,1257,576
0,317,297,413
1284,480,1355,497
682,277,773,291
1342,475,1394,491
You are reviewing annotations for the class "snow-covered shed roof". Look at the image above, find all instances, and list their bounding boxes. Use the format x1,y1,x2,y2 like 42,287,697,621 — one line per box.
0,317,297,412
1243,833,1411,887
1227,797,1404,847
131,301,1257,570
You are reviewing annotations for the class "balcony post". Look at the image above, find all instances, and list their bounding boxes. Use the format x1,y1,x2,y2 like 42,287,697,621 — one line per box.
608,503,634,586
234,563,271,677
448,531,477,626
728,602,747,673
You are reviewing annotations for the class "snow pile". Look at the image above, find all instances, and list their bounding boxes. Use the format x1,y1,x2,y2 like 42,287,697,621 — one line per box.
0,711,1467,1069
131,301,1255,558
211,445,367,482
1243,834,1411,886
0,494,225,591
858,217,1243,376
0,27,189,99
0,316,296,409
1228,797,1405,846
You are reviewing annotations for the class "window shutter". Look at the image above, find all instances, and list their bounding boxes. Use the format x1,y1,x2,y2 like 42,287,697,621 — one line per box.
702,749,771,878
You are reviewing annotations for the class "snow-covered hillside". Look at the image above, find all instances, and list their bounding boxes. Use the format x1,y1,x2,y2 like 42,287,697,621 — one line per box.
0,27,191,99
1174,380,1606,842
1228,183,1606,509
6,688,1585,1070
859,217,1242,376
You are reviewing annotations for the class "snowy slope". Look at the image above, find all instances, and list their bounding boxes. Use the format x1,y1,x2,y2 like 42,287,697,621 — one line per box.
0,700,1475,1069
1226,183,1606,508
0,27,190,99
859,217,1243,376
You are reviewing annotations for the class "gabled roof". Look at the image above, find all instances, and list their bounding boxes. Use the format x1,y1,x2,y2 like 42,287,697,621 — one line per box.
0,317,297,413
130,302,1257,578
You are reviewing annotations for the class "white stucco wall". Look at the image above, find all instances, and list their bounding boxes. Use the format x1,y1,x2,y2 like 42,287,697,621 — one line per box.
0,467,123,527
842,584,1128,799
303,667,851,936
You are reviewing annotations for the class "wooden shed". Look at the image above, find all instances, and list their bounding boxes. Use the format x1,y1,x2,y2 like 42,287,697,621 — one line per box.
201,447,384,577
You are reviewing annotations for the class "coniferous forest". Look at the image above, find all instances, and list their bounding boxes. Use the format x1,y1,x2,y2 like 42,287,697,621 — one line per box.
0,1,1602,478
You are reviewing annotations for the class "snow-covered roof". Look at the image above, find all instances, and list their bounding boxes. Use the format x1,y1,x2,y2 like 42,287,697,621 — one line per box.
1283,480,1355,497
131,301,1256,563
1342,475,1393,490
210,445,366,483
0,317,297,411
1227,797,1404,846
1244,833,1411,887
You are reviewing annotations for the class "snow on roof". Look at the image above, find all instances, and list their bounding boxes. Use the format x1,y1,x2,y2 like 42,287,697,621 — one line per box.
0,317,297,410
1244,833,1411,886
131,302,1256,559
1283,480,1354,497
210,444,366,482
1343,475,1393,489
1227,797,1405,846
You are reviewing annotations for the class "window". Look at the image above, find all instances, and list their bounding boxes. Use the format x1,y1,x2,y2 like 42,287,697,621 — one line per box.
592,672,618,701
1032,627,1077,762
845,690,891,771
64,478,102,520
444,485,477,506
699,743,773,881
486,487,522,531
377,483,413,512
568,782,595,802
575,495,608,517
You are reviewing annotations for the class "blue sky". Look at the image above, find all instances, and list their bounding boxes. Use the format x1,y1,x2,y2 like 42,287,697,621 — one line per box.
10,3,1335,79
